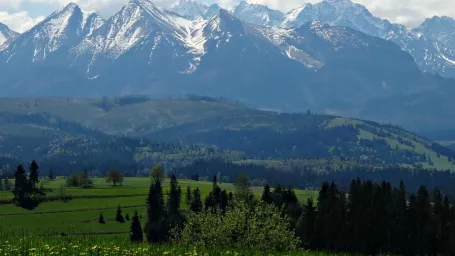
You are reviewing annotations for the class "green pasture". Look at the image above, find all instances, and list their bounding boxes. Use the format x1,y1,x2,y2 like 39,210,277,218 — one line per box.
0,178,317,236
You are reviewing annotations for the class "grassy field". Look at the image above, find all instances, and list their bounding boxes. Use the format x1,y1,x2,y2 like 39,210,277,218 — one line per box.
0,178,317,237
0,236,344,256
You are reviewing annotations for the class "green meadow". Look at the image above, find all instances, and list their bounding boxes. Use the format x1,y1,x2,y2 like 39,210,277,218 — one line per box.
0,177,317,237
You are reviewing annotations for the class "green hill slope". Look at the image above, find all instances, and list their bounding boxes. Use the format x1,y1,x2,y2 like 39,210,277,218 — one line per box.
0,96,453,171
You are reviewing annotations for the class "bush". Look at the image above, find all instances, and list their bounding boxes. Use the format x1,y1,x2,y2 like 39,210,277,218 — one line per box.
173,201,299,251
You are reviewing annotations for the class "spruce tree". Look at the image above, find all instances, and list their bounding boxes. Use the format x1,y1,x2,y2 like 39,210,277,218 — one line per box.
125,213,130,221
48,169,54,180
146,178,166,243
29,161,39,190
12,165,28,202
296,198,316,249
98,213,105,224
220,190,228,214
190,187,203,213
261,184,274,204
166,175,182,227
116,206,125,223
130,211,143,243
186,186,192,207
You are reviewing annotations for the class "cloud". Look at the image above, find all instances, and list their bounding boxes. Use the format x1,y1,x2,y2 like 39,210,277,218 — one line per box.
0,11,45,32
1,0,455,32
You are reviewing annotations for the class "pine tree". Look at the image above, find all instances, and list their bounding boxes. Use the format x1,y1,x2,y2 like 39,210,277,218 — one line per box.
261,184,274,204
220,190,228,214
29,161,39,190
166,175,182,227
190,187,202,213
130,211,143,243
185,186,192,207
48,169,54,180
145,178,166,243
3,178,9,191
116,206,125,223
12,165,29,202
296,198,317,249
125,213,130,221
98,213,105,224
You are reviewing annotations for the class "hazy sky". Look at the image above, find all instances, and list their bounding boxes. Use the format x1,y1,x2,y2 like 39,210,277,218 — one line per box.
0,0,454,33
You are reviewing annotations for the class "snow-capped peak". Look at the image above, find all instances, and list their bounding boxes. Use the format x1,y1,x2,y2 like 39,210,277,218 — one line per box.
170,0,208,20
0,23,19,49
282,0,391,38
1,2,105,63
232,1,284,26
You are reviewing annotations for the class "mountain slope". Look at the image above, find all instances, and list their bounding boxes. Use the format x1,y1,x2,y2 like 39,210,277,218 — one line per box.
170,0,208,19
0,23,19,49
0,97,452,171
233,1,284,26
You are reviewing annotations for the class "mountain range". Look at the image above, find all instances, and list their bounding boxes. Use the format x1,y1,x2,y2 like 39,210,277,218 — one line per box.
0,0,455,132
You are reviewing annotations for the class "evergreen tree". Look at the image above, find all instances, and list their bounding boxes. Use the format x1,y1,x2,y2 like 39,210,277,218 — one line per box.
166,175,182,227
126,213,130,221
190,188,203,213
48,169,54,180
116,206,125,223
130,211,143,243
98,213,105,224
185,186,192,207
145,178,166,243
3,178,9,191
12,165,29,202
296,198,316,249
261,184,274,204
29,160,39,190
220,190,228,214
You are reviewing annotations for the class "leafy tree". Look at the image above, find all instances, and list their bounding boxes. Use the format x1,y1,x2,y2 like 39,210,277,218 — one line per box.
130,211,143,243
98,213,105,224
150,165,164,182
106,169,124,186
66,174,80,187
174,200,300,250
190,188,203,213
116,206,125,223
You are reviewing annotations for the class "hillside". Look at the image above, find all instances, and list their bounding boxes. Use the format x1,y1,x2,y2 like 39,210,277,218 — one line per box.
0,97,453,171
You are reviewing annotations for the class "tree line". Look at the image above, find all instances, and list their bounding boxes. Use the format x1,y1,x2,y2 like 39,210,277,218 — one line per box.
124,166,455,254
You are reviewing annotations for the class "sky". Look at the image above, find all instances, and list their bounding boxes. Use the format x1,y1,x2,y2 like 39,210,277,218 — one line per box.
0,0,454,33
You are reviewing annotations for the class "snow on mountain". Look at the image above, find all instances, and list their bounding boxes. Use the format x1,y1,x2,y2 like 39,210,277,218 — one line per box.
232,1,284,27
281,0,455,78
170,0,208,20
204,4,221,19
0,3,104,63
283,0,393,38
0,23,19,49
73,0,194,59
416,16,455,46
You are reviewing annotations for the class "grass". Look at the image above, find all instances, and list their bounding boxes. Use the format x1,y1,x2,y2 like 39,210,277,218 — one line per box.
0,177,317,237
0,236,345,256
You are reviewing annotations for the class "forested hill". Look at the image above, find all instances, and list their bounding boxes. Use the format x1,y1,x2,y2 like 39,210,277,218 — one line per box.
0,96,453,172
